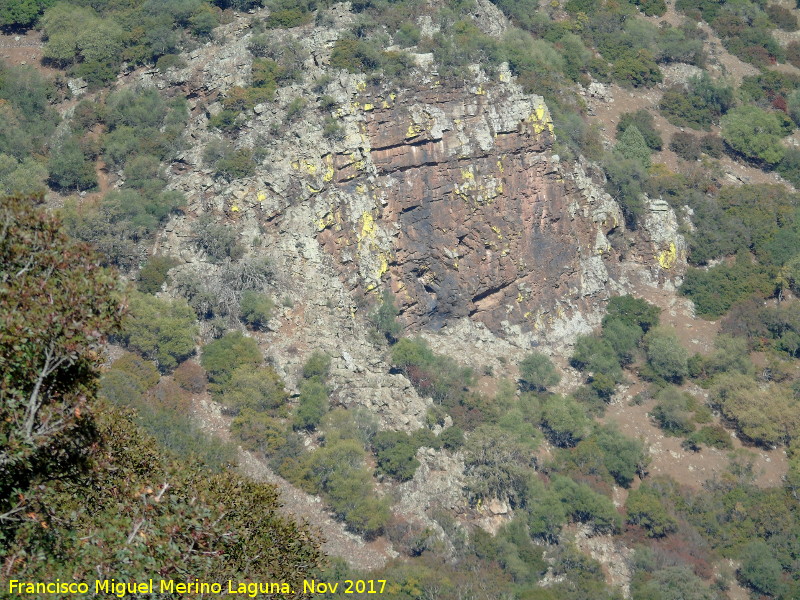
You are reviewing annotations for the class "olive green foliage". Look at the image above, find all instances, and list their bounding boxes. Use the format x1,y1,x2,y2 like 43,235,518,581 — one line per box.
219,364,288,416
518,351,560,391
602,155,647,229
38,0,224,83
122,292,197,372
651,387,695,436
5,402,322,586
680,257,774,318
0,196,123,519
372,431,421,481
660,73,733,130
137,255,177,294
110,352,160,390
626,484,677,537
369,289,402,344
738,541,786,597
711,373,800,446
0,63,59,161
463,425,535,507
721,300,800,358
47,134,97,191
239,290,274,330
683,425,733,452
571,335,623,382
296,437,390,537
391,337,479,428
0,154,48,196
190,214,244,263
0,0,56,28
552,425,648,487
293,351,331,431
615,125,652,168
632,565,721,600
643,327,689,383
541,395,591,447
722,105,792,165
201,330,261,387
616,110,662,151
203,141,258,178
550,475,622,534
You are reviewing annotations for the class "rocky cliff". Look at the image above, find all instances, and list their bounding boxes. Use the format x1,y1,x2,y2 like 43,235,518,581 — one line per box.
131,10,686,421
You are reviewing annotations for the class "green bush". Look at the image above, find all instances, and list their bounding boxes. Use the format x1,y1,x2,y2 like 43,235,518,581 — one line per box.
660,73,733,130
721,105,791,165
122,292,197,372
372,431,420,481
625,484,677,537
518,351,560,391
440,426,465,450
330,37,385,73
651,387,695,436
616,110,662,151
110,352,160,391
571,335,623,382
265,8,311,29
138,255,177,294
541,396,590,447
173,360,208,394
302,351,331,381
680,257,774,318
219,364,288,415
201,330,262,386
644,327,689,383
294,380,329,431
683,425,733,451
232,410,288,454
47,135,97,191
368,289,402,344
738,541,786,598
240,291,274,330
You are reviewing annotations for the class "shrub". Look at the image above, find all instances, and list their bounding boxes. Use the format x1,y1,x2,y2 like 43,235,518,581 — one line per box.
519,352,560,391
651,387,695,435
330,38,384,73
201,331,261,386
137,255,177,294
680,258,774,318
48,136,97,191
372,431,420,481
265,8,311,29
683,425,732,451
232,410,288,454
670,132,701,161
571,335,622,382
294,380,329,431
766,4,798,31
191,215,243,263
660,74,733,130
604,295,660,333
110,352,160,390
220,364,288,415
368,289,402,344
644,327,689,383
173,360,208,393
541,396,590,447
616,110,662,151
156,54,187,72
626,485,677,537
240,291,274,330
615,125,651,168
122,292,197,372
302,351,331,381
721,105,790,165
440,426,465,450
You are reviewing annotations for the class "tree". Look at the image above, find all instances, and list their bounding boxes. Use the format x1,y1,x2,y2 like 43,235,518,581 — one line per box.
0,195,123,534
0,0,56,29
220,365,288,416
240,290,274,330
626,485,677,537
47,135,97,191
541,396,590,447
738,541,786,598
200,330,261,387
519,351,560,391
722,105,790,165
616,110,662,150
122,292,197,372
615,125,652,167
644,327,689,382
293,380,329,431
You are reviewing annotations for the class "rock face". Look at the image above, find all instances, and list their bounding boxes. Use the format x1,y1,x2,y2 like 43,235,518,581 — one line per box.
150,10,685,369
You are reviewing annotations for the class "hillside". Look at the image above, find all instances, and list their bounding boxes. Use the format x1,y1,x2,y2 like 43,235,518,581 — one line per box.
2,1,800,599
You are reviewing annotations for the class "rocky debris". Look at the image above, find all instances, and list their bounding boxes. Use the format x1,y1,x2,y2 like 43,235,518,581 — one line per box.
574,525,633,597
660,63,704,86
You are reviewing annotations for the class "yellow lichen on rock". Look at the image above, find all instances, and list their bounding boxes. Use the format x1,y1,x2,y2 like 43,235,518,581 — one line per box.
527,99,554,135
406,123,424,139
657,242,678,269
257,191,267,203
363,103,374,111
